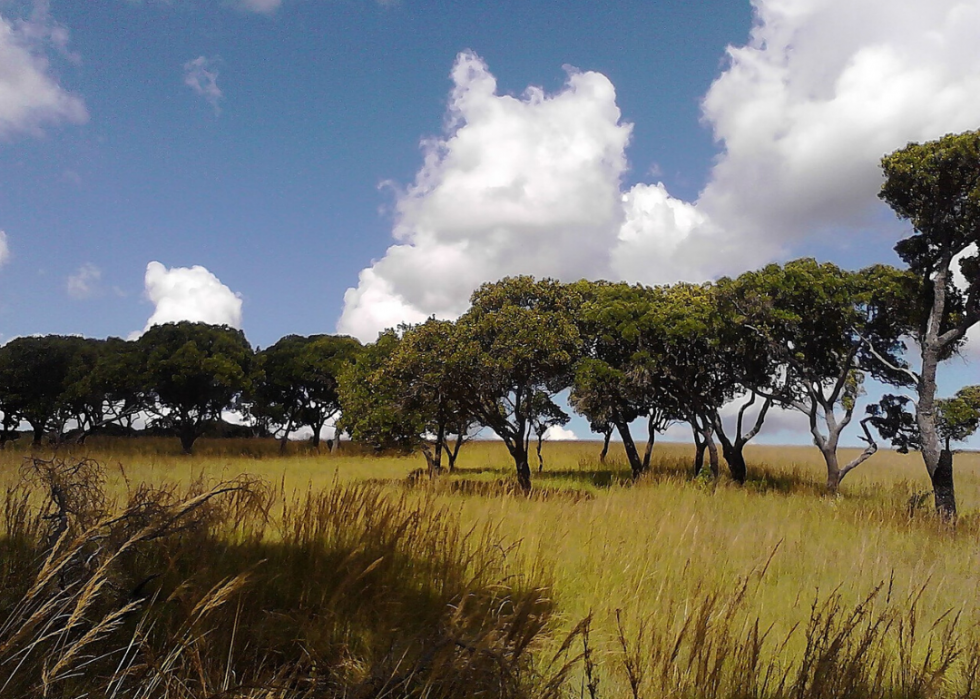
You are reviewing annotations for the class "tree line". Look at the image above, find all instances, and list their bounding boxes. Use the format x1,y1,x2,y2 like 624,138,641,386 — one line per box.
1,131,979,516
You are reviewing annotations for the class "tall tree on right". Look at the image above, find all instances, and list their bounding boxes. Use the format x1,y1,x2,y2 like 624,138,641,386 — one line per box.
876,129,980,518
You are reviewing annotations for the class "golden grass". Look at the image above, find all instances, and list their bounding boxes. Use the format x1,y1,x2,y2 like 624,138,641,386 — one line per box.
3,437,980,696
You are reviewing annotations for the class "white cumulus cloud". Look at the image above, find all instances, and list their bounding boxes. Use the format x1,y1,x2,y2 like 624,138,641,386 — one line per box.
689,0,980,263
543,425,578,441
338,50,631,340
139,261,243,335
67,262,101,299
183,56,222,114
340,2,980,340
0,6,87,139
0,231,9,267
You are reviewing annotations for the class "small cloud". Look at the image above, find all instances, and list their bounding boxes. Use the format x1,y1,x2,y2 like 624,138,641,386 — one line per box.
0,231,9,267
67,262,101,299
233,0,282,13
61,169,82,185
182,56,222,114
137,261,243,337
544,425,578,441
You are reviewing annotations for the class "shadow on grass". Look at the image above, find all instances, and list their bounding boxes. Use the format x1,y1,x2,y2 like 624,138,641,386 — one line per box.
1,457,559,699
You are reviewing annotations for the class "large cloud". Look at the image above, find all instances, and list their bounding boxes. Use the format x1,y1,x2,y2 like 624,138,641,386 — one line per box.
0,5,87,139
338,50,632,340
139,261,243,334
689,0,980,261
340,2,980,341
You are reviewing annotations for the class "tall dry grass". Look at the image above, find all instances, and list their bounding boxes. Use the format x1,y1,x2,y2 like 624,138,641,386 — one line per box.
0,454,558,698
3,438,980,697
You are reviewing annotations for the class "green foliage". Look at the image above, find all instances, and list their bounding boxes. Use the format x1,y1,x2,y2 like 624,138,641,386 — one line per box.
881,129,980,281
457,276,584,488
138,322,254,453
339,320,478,470
0,335,97,444
251,333,361,447
337,330,415,452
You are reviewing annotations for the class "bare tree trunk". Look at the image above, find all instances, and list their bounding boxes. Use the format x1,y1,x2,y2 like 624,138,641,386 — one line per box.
932,448,956,518
536,427,545,472
503,430,533,493
641,413,657,472
179,427,197,455
599,425,612,463
691,418,718,478
310,419,325,451
30,421,44,447
614,420,645,480
822,448,841,494
514,448,532,492
705,432,719,478
692,426,706,477
917,262,956,518
447,432,465,472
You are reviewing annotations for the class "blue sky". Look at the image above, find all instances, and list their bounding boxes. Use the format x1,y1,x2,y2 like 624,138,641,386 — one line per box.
1,0,979,444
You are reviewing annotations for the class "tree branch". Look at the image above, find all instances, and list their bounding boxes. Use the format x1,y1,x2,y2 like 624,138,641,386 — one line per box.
838,417,878,483
859,334,919,385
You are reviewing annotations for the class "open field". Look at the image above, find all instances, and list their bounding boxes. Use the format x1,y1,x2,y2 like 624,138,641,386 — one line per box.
3,438,980,697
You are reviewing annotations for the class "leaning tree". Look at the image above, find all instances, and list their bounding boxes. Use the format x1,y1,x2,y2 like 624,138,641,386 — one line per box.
722,259,916,493
874,129,980,518
456,276,584,492
571,282,680,480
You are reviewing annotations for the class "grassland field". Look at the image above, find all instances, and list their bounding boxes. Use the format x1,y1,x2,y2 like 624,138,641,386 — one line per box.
2,437,980,697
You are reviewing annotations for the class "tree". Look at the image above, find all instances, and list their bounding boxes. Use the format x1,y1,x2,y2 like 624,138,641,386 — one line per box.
869,386,980,483
640,283,743,480
456,277,583,491
877,129,980,517
251,334,361,453
571,283,679,479
138,322,253,454
723,259,915,493
339,320,478,474
57,337,145,442
0,336,80,445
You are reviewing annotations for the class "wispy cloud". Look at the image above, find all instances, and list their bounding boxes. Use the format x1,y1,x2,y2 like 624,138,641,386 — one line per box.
233,0,282,13
0,231,9,267
0,5,87,139
66,262,101,299
182,56,222,114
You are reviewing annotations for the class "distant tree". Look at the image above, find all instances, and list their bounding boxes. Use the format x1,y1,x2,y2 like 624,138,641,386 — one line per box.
456,277,584,491
706,279,786,484
723,259,916,493
875,129,980,517
0,336,79,445
251,334,361,454
337,331,410,453
56,337,146,442
138,322,253,454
